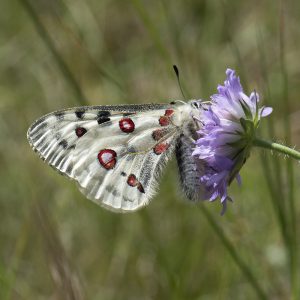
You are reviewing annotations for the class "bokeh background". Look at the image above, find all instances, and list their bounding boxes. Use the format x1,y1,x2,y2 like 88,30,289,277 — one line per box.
1,0,300,299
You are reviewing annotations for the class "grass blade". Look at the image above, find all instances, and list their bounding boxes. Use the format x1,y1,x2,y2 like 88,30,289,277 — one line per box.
18,0,88,106
200,205,268,300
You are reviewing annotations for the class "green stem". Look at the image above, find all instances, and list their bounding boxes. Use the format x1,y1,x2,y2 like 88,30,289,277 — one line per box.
253,138,300,161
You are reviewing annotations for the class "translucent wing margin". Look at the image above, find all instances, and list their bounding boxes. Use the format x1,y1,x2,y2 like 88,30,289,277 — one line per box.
27,103,181,211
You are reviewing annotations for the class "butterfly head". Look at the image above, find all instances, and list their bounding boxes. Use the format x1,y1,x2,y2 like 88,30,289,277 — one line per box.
189,100,202,110
187,99,205,125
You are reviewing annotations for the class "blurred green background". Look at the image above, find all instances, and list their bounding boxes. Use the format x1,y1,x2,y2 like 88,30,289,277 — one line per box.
1,0,300,299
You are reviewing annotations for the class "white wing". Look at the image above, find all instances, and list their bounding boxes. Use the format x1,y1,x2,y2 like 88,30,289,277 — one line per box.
27,103,192,211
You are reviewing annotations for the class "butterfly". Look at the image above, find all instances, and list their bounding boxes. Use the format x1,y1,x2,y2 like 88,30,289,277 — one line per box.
27,100,205,212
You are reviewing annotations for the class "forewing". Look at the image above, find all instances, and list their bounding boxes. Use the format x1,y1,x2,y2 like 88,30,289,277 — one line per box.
27,104,169,177
27,103,180,211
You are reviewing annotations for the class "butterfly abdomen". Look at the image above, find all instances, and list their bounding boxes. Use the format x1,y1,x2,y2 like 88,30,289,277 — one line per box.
176,134,204,202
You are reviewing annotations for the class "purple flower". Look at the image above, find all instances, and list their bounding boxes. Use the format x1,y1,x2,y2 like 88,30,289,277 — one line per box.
193,69,272,214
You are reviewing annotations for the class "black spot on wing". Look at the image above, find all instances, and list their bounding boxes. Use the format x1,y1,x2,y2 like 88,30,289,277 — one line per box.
97,111,111,118
58,139,68,149
97,111,111,124
75,110,85,119
97,116,111,124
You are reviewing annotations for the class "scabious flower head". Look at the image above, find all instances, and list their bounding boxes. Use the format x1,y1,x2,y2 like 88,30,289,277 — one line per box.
193,69,272,214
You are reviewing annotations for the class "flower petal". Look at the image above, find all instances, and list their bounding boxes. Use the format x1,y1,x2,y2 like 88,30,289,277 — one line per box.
260,106,273,117
192,68,272,214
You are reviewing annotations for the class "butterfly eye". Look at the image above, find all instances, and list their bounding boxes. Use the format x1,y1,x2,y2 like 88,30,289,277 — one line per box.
191,101,201,109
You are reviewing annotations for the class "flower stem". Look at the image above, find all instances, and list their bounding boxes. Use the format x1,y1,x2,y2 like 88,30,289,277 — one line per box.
253,138,300,161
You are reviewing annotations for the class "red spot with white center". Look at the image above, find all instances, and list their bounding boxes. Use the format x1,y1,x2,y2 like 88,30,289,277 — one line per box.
127,174,138,186
75,127,87,137
119,118,135,133
98,149,117,169
154,143,170,155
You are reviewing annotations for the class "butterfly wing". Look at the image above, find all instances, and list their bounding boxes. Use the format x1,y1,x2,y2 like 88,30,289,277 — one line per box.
27,103,187,211
27,104,169,176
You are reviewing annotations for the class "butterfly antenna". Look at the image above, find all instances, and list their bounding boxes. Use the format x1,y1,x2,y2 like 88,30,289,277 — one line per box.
173,65,187,101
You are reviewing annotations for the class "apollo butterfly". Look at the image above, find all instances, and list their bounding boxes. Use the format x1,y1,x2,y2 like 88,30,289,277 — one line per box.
27,101,204,211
